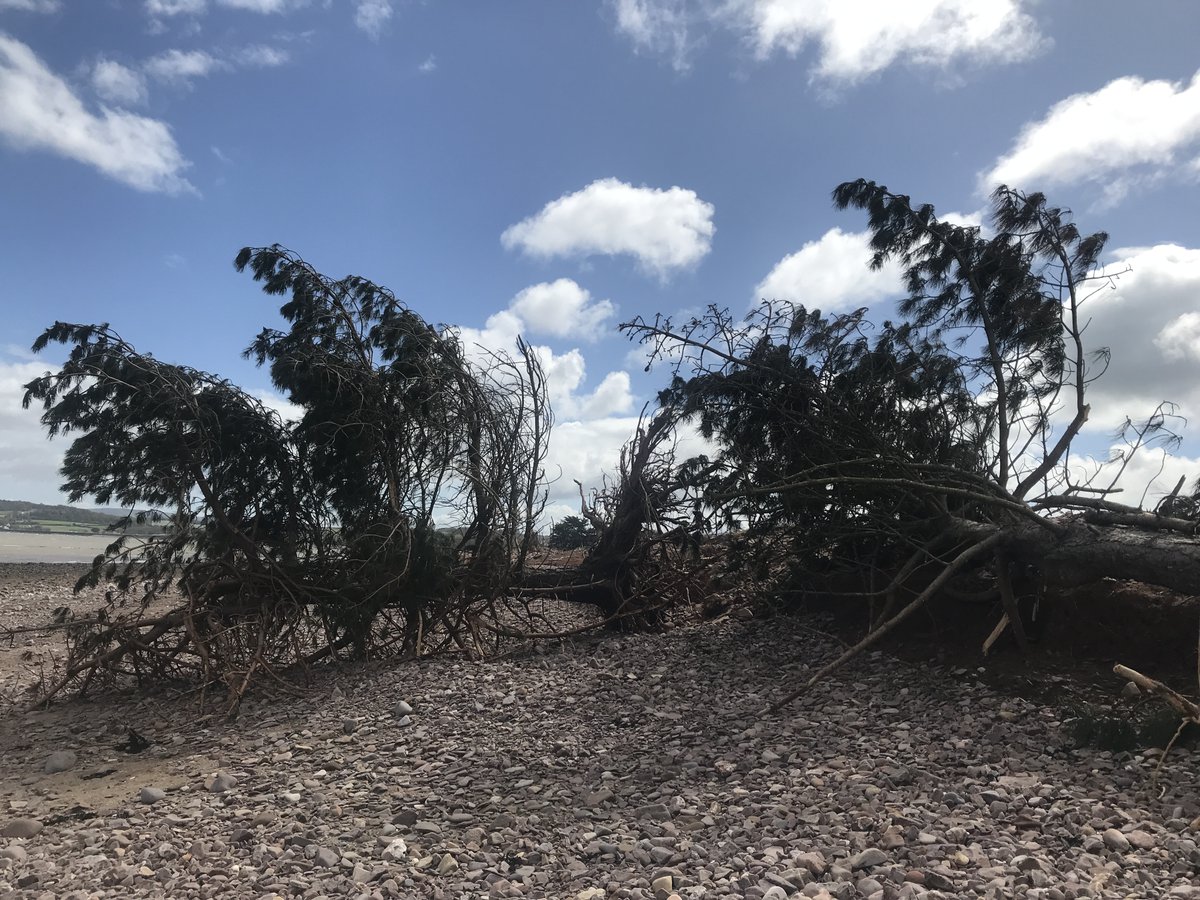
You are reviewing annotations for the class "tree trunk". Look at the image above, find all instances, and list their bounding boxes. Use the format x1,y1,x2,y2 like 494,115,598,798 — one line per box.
951,517,1200,595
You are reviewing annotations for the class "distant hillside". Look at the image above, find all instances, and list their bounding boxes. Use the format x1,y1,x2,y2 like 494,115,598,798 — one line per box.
0,500,163,535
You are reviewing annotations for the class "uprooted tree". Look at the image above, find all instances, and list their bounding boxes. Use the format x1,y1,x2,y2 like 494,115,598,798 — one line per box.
20,246,551,712
15,182,1200,713
623,180,1200,705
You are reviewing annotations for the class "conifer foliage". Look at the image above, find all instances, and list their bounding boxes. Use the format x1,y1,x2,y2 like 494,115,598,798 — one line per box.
23,246,551,712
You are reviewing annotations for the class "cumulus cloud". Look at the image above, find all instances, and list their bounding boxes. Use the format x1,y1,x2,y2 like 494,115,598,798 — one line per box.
745,0,1044,81
453,283,630,422
92,59,148,106
354,0,392,38
1073,244,1200,442
983,70,1200,204
0,35,193,193
1155,311,1200,364
510,279,617,341
610,0,1046,83
533,348,634,420
754,227,902,311
502,178,715,279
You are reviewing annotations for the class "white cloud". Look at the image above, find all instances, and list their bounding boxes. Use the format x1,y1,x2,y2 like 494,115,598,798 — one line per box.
745,0,1044,82
754,226,902,311
1155,311,1200,364
144,48,225,84
983,70,1200,203
1066,446,1200,509
510,279,617,341
144,0,306,19
354,0,392,38
610,0,1045,83
0,35,193,194
1075,244,1200,440
250,388,302,422
0,358,67,505
612,0,694,72
543,414,714,523
502,178,715,279
0,0,60,11
233,44,289,67
216,0,298,11
92,59,148,106
145,0,206,14
452,281,630,421
418,55,436,74
532,347,635,420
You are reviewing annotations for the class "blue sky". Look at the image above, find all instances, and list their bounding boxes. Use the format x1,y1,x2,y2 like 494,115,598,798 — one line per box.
3,0,1200,518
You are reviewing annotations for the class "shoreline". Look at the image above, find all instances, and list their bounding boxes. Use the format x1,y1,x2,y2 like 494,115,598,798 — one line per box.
0,531,121,564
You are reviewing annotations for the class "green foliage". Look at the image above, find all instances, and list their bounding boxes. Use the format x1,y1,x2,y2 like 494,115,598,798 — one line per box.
548,515,595,550
623,180,1113,596
22,246,551,702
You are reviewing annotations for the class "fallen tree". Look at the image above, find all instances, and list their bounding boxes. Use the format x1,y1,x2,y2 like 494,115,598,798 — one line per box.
621,180,1200,705
19,246,552,712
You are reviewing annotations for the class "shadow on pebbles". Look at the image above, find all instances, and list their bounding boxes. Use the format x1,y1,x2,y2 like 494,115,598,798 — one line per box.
2,596,1200,899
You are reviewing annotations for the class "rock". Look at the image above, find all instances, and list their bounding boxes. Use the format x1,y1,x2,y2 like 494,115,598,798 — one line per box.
314,847,340,867
796,851,828,876
1102,828,1131,851
394,700,414,716
649,846,674,864
577,889,606,900
342,718,358,734
436,852,458,874
849,848,888,869
413,820,442,835
762,888,790,900
44,749,77,774
1,819,43,839
636,803,671,821
923,871,955,891
857,877,883,895
208,773,238,793
382,838,408,861
138,786,166,804
0,845,29,862
1127,829,1156,849
251,810,275,826
651,874,673,893
586,788,615,806
1120,681,1141,698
